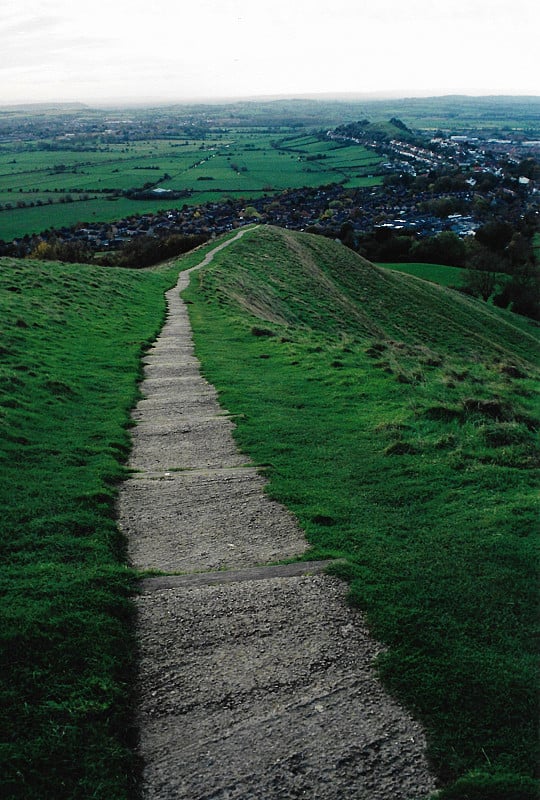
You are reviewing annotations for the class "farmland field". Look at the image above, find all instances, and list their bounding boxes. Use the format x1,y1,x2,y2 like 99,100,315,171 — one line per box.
381,262,467,287
0,131,383,240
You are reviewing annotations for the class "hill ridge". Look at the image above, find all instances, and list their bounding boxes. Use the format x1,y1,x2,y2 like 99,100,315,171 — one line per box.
182,225,539,798
196,225,537,365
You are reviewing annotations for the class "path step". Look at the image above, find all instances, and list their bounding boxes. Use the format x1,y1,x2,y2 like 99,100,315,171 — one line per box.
139,559,340,592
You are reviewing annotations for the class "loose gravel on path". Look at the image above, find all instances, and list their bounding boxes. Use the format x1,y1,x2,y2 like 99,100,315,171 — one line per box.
118,231,437,799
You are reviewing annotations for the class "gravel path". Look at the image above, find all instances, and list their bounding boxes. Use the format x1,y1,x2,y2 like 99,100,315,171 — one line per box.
118,231,437,799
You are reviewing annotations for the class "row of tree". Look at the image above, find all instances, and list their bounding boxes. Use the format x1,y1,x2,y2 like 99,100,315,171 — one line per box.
98,233,208,268
28,233,208,269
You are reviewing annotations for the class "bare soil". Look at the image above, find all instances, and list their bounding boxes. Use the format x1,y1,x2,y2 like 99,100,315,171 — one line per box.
118,231,437,799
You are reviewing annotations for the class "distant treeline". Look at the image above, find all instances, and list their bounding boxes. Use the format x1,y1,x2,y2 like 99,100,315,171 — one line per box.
28,233,208,269
100,232,208,268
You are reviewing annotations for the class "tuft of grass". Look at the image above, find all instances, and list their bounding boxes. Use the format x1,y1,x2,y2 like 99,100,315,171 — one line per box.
183,226,539,799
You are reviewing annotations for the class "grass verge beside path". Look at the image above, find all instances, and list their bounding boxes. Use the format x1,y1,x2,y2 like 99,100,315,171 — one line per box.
0,240,225,799
183,226,539,800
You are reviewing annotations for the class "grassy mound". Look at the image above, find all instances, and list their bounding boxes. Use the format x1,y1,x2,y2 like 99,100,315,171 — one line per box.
0,246,217,798
183,226,539,798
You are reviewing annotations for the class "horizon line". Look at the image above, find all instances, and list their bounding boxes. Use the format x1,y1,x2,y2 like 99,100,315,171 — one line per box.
1,89,539,110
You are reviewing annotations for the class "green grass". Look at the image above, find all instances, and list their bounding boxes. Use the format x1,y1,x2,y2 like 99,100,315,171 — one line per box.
182,226,539,799
0,240,224,798
533,233,540,263
379,262,467,287
0,197,178,241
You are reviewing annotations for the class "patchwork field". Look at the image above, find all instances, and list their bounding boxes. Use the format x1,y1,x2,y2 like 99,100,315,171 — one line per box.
0,132,383,240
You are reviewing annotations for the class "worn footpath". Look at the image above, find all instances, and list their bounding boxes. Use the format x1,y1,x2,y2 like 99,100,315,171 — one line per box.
117,230,437,799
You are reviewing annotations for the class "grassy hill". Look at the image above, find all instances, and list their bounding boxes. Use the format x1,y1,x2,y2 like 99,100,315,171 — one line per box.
183,226,539,799
0,243,222,798
1,228,538,799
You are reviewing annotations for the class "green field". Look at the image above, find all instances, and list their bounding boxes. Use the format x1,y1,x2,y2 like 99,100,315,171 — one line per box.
379,262,467,287
183,227,539,799
0,132,383,240
533,232,540,261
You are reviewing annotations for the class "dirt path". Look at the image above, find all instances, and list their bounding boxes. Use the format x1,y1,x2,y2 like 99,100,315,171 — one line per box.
118,230,437,799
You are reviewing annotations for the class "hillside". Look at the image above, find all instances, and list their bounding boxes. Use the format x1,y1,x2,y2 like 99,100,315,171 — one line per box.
191,225,535,359
1,229,538,799
184,226,539,799
0,248,208,799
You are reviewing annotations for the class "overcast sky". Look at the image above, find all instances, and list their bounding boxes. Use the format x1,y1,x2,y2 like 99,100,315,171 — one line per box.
1,0,538,106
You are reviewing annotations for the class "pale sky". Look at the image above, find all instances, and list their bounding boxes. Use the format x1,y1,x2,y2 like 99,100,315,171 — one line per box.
1,0,538,106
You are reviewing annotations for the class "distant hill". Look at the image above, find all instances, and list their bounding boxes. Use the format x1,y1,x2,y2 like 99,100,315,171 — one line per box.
138,94,540,133
334,117,424,144
0,102,88,116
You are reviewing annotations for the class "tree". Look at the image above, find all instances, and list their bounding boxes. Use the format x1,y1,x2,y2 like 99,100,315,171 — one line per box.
410,231,467,267
29,238,94,264
493,253,540,320
475,221,513,253
506,232,534,270
30,241,55,260
493,270,539,320
339,221,356,250
464,269,497,301
462,241,506,300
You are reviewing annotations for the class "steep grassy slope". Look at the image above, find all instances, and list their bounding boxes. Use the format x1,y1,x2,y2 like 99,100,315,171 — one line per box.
0,245,220,799
183,226,539,799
